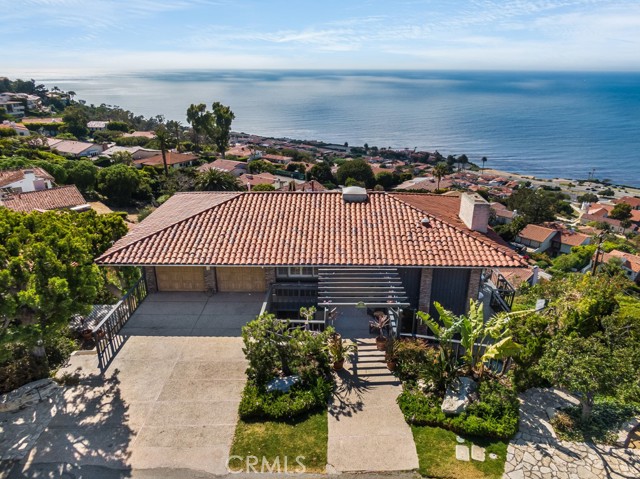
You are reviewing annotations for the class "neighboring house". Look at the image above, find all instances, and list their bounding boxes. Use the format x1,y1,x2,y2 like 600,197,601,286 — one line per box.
96,190,524,318
395,177,453,192
0,98,25,118
0,168,54,193
261,153,293,165
198,159,248,176
281,179,327,192
490,202,514,225
581,203,640,233
239,172,276,189
1,93,43,111
595,250,640,283
614,196,640,210
225,144,254,158
516,224,591,255
1,120,30,136
47,138,105,158
101,145,160,160
133,152,198,169
121,131,156,139
0,185,88,212
87,121,109,132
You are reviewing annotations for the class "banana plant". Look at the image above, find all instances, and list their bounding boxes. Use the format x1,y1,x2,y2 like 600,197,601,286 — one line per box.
417,300,521,376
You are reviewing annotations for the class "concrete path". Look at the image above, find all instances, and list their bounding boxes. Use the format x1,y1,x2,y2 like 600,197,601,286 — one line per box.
327,338,419,473
504,388,640,479
8,292,264,477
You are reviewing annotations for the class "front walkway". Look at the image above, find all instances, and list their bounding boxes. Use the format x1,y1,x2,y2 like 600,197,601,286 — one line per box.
504,388,640,479
327,338,419,473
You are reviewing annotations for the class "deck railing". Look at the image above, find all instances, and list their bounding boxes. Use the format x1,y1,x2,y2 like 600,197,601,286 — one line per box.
93,275,148,371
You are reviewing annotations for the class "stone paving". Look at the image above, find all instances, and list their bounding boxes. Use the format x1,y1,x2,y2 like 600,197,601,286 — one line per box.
503,388,640,479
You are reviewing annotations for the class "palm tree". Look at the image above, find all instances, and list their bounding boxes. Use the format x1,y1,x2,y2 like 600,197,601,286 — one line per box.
195,169,242,191
154,124,175,176
432,162,448,192
481,156,487,173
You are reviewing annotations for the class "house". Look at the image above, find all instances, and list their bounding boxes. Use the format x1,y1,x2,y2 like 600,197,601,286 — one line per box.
239,172,276,189
490,202,515,225
87,121,109,132
0,185,88,213
261,153,293,166
1,93,43,111
0,168,54,192
121,131,156,139
198,159,247,176
101,145,160,160
515,224,591,254
1,121,30,136
596,250,640,283
0,98,25,118
47,138,105,158
395,177,453,192
614,196,640,210
281,179,327,192
581,203,640,233
96,190,524,318
133,152,198,169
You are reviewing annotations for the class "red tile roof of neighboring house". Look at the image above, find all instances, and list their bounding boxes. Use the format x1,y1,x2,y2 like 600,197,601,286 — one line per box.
500,267,535,287
282,180,327,192
261,154,292,164
557,230,591,247
615,196,640,209
587,204,640,223
517,224,557,244
601,250,640,274
1,185,86,212
0,167,54,188
239,173,275,188
134,152,197,167
96,191,525,268
198,159,246,173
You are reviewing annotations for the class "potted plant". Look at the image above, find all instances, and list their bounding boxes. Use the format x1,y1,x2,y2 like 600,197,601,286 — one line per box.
385,336,399,371
327,335,357,371
369,312,390,351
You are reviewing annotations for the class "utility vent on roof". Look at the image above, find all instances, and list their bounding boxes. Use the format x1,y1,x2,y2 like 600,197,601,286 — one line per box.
342,186,368,203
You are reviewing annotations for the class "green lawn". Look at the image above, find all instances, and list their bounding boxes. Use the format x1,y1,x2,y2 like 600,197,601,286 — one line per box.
229,411,328,474
411,425,508,479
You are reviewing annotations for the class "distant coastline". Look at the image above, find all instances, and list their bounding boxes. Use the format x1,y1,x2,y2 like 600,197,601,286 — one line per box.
33,70,640,188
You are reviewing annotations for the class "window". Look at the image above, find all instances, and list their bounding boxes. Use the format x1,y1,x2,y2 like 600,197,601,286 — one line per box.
276,267,318,279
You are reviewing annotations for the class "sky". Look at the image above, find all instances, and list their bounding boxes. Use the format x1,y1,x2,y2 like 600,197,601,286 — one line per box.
2,0,640,74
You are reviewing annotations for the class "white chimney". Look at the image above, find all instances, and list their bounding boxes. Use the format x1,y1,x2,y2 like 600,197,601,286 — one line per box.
531,266,539,285
459,192,490,233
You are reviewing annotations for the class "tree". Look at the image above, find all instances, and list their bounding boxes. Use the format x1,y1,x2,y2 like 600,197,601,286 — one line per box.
195,169,242,192
538,334,622,420
154,124,176,175
186,102,235,157
481,156,487,173
577,193,599,204
458,154,469,171
505,188,558,224
375,171,400,190
65,160,97,191
609,203,632,221
61,106,89,138
247,160,275,174
97,164,150,206
336,159,375,188
0,209,128,390
432,162,448,192
106,121,130,132
307,162,335,184
111,151,134,165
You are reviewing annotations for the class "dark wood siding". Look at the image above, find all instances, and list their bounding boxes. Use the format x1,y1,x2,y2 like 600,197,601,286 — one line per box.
398,268,421,309
429,268,470,318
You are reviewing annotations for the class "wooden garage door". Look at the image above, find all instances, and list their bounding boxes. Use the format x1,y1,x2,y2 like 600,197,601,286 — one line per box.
216,267,267,292
156,266,206,292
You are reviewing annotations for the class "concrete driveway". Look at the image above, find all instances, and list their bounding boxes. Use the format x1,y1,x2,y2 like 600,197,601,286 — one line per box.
16,292,263,476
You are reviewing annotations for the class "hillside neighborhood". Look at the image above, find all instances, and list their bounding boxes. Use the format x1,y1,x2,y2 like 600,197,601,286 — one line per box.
1,78,639,478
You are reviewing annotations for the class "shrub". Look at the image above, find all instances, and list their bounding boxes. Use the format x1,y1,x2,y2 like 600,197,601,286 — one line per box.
395,339,444,386
238,377,332,420
0,343,49,394
551,398,639,444
398,380,519,440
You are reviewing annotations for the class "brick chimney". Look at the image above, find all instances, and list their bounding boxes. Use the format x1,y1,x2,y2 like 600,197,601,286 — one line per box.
459,192,490,233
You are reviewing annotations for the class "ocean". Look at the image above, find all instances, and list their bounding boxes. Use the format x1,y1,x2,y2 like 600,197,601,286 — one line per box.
37,70,640,187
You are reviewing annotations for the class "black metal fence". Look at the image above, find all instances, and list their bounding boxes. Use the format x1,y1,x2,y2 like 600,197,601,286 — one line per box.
93,276,148,371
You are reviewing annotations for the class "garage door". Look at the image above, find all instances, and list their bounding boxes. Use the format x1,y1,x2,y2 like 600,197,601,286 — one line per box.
156,266,206,292
216,267,267,292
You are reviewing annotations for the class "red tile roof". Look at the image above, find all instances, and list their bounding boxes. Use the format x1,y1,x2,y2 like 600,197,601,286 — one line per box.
1,185,86,212
616,196,640,209
516,224,557,243
602,250,640,274
97,191,525,268
557,230,590,247
198,159,246,173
